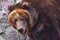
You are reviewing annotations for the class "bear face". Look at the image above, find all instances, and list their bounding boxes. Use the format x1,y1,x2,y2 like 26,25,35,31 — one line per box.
8,2,37,40
8,7,36,40
8,8,34,34
8,0,60,40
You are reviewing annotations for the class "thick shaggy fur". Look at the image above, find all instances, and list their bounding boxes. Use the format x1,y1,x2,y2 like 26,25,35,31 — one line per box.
8,0,60,40
8,8,36,40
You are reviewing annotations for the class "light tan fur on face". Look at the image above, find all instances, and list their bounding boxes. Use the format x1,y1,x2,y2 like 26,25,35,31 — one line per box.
8,8,35,31
8,8,35,40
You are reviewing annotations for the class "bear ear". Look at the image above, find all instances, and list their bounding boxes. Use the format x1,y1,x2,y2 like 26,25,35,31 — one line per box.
22,2,31,10
8,5,15,12
8,2,22,12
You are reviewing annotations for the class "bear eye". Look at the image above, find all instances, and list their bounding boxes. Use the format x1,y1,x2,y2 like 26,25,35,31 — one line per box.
14,19,18,24
14,19,17,22
21,18,24,20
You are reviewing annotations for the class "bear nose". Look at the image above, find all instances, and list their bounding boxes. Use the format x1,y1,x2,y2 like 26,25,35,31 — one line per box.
18,28,23,33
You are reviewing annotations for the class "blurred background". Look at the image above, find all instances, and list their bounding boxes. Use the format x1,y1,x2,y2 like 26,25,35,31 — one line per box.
0,0,22,40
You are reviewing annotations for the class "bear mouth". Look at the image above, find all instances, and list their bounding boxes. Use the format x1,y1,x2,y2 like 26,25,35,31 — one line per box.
16,20,28,35
18,29,26,35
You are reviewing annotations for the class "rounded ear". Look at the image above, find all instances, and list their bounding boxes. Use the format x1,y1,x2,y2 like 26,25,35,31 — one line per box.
22,2,31,10
8,5,15,12
8,2,22,12
8,2,31,12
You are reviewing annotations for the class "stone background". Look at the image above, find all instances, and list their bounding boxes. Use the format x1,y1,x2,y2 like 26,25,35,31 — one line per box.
0,0,22,40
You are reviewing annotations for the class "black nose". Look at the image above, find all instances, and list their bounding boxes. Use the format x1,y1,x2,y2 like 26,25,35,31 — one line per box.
18,29,23,33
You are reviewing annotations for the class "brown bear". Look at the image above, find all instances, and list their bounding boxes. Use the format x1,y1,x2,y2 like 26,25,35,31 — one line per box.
8,0,60,40
8,8,35,40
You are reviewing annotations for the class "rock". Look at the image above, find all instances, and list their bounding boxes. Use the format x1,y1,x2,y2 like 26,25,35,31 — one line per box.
0,11,20,40
5,26,19,40
0,36,5,40
0,11,8,23
0,17,8,23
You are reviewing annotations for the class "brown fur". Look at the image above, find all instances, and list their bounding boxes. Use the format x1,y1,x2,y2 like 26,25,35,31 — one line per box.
8,0,60,40
8,8,35,40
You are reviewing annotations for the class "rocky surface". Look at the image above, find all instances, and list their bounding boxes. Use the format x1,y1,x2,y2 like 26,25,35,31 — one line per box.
0,11,20,40
0,0,26,40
